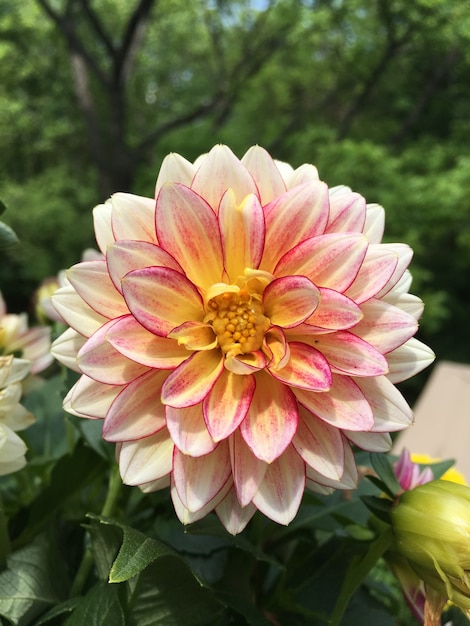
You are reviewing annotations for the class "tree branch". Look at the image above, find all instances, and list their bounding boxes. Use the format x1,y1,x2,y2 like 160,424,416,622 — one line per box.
115,0,156,84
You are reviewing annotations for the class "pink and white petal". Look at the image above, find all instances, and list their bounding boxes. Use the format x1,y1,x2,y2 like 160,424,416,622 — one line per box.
52,286,109,337
305,481,334,496
140,475,171,493
166,403,217,457
78,320,149,385
262,327,290,370
260,181,329,272
240,373,298,463
381,292,424,320
107,240,182,293
93,201,114,254
216,487,257,535
274,233,368,293
67,261,129,318
306,437,358,490
230,429,268,506
106,315,189,369
355,375,413,432
389,269,412,295
262,276,320,328
218,190,265,280
313,331,389,377
203,370,255,442
171,474,232,525
173,441,231,512
345,430,392,452
119,429,174,485
156,183,224,288
345,245,399,304
325,188,366,234
241,145,287,204
155,152,196,195
386,338,435,384
51,328,86,372
284,163,320,188
111,193,157,243
162,349,224,408
103,370,168,442
224,350,267,375
363,203,385,243
252,445,305,526
293,405,344,480
294,374,374,431
168,321,218,351
352,299,418,353
122,266,204,337
374,244,413,298
65,375,121,419
269,342,332,391
301,288,363,331
191,144,258,211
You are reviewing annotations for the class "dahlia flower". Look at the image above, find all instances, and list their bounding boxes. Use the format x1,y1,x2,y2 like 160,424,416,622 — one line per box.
0,291,53,375
51,145,434,534
0,355,34,476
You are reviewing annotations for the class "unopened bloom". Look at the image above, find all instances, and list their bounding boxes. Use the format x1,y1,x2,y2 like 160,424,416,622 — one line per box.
0,291,53,375
0,356,34,476
51,145,434,533
391,480,470,615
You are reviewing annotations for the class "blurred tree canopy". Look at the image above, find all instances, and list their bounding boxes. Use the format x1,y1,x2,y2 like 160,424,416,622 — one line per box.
1,0,470,377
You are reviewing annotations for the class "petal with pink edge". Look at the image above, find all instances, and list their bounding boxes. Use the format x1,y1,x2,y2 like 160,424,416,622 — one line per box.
262,327,290,370
374,243,413,298
293,405,344,480
306,436,358,490
65,375,121,419
345,430,392,452
345,245,399,304
218,190,265,281
162,349,224,408
269,341,332,391
274,233,368,293
301,288,363,331
355,375,413,432
352,299,418,353
382,292,424,320
191,144,258,211
363,203,385,243
78,319,149,385
103,370,168,442
173,441,231,512
312,331,389,377
216,487,257,535
224,350,267,375
294,374,374,431
52,286,107,337
325,188,366,234
93,202,114,254
263,276,320,328
106,315,189,369
107,240,182,293
241,145,287,205
67,260,129,319
230,429,268,506
260,181,329,272
111,193,157,243
156,183,224,288
119,429,174,485
155,152,196,195
51,328,86,372
122,266,204,337
240,373,298,463
171,474,232,525
386,338,435,384
203,370,255,442
168,321,218,351
252,446,305,526
166,403,217,457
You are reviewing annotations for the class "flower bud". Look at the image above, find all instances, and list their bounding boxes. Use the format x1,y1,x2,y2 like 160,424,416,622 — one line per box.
391,479,470,611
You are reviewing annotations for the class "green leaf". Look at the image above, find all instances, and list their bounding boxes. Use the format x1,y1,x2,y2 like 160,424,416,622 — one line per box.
34,598,81,625
421,458,456,480
64,582,125,626
0,535,62,626
215,590,272,626
369,453,401,499
361,496,393,524
0,221,18,248
0,199,7,216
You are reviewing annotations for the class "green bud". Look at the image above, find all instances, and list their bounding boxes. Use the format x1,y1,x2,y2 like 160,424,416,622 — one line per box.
391,479,470,610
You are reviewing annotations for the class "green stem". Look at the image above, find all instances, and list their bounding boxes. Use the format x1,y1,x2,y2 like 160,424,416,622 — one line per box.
69,463,122,597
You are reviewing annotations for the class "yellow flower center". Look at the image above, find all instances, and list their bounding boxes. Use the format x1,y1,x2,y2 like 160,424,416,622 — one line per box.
206,289,270,356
